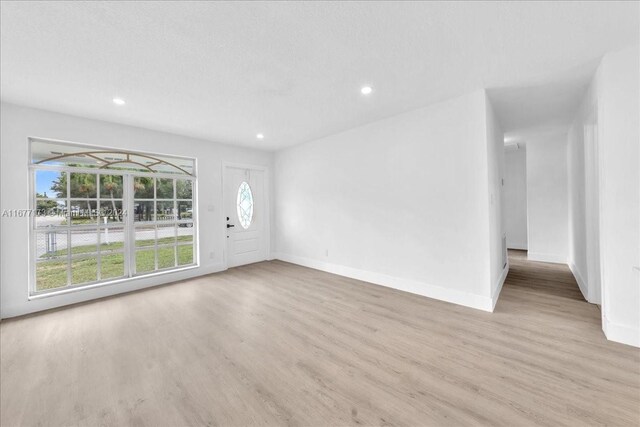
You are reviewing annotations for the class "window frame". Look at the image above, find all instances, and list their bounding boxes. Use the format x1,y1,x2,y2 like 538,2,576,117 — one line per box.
28,139,198,298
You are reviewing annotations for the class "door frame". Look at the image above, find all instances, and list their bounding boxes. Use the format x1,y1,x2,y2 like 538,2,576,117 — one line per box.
584,106,603,305
221,162,271,270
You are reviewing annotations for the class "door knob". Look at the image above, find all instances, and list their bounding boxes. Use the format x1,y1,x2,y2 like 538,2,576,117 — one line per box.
227,224,235,228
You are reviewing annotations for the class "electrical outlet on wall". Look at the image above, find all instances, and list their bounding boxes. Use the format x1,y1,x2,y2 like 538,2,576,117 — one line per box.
209,251,215,259
325,249,329,257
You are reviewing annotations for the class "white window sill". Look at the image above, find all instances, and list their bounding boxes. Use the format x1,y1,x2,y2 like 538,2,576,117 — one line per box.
28,264,199,300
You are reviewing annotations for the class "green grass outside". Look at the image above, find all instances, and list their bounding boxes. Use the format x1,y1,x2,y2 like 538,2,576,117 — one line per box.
42,235,192,258
36,244,194,291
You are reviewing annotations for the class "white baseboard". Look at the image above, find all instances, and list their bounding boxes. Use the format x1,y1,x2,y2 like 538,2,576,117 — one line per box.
507,243,527,251
491,264,509,310
568,262,589,301
273,252,494,312
527,252,567,264
603,316,640,348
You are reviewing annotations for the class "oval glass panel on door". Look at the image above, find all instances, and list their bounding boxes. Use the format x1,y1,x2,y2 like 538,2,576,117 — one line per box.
236,181,254,229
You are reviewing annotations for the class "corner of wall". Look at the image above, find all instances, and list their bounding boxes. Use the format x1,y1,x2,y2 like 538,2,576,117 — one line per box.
491,262,509,311
598,45,640,349
603,315,640,348
568,261,588,300
483,91,507,302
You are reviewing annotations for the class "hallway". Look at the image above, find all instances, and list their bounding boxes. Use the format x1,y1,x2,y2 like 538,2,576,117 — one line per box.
504,249,587,302
496,249,608,339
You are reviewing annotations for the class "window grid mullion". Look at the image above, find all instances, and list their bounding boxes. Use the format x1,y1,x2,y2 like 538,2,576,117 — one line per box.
127,175,135,277
66,175,71,287
154,178,158,271
97,173,101,282
173,178,177,266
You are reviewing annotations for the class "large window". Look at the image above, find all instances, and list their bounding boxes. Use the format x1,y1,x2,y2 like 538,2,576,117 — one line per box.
30,138,197,295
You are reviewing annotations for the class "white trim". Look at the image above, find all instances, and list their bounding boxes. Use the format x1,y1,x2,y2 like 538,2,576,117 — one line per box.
222,161,270,172
596,97,608,333
491,264,509,310
526,252,567,264
603,315,640,348
273,252,495,312
506,243,528,251
28,264,199,300
568,262,589,301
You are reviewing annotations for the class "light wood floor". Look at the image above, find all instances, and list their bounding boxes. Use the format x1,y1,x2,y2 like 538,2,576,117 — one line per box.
1,251,639,426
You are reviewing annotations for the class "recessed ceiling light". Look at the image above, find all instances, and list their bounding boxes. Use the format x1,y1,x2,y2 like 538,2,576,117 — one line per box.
113,98,126,105
256,133,264,140
361,86,373,95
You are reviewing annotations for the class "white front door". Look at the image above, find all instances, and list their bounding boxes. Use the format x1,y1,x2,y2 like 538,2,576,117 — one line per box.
224,165,268,268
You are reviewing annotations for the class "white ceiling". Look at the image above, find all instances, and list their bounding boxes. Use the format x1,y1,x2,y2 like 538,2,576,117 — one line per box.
1,1,638,150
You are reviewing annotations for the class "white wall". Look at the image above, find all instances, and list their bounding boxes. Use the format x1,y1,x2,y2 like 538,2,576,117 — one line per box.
567,74,597,302
504,148,528,250
274,90,499,311
597,46,640,347
0,103,273,318
526,133,569,264
485,97,508,303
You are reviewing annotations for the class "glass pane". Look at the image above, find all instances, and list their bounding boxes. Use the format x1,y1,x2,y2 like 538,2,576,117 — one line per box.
177,201,193,221
36,230,68,259
236,181,254,229
99,227,125,253
135,225,156,247
158,246,176,270
156,178,174,199
178,245,194,266
177,224,194,243
68,200,98,226
100,175,123,198
136,249,155,273
156,201,175,222
99,200,124,224
134,201,154,222
101,253,125,280
36,259,68,291
70,230,98,256
157,223,176,246
35,200,68,228
71,257,98,285
70,173,97,198
176,179,193,199
36,170,66,199
134,176,154,199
